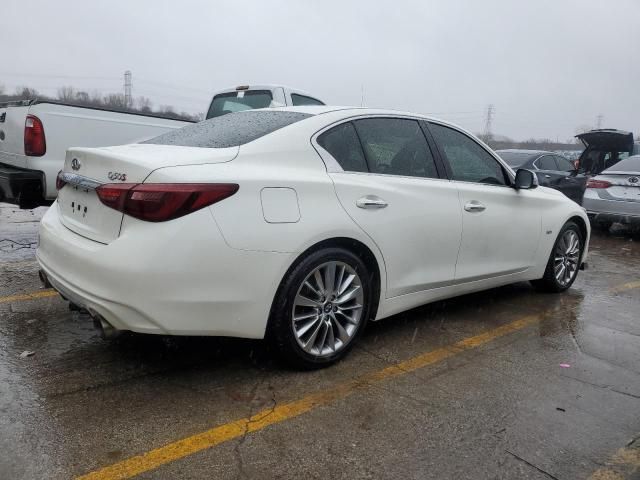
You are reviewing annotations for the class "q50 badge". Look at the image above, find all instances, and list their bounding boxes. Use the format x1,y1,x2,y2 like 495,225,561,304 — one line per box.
108,172,127,181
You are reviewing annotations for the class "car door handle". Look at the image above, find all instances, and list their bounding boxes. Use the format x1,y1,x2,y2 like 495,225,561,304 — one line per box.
464,201,486,212
356,195,388,209
544,174,551,179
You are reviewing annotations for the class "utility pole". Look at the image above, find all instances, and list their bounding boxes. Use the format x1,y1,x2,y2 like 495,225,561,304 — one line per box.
124,70,132,108
596,114,604,129
483,104,495,143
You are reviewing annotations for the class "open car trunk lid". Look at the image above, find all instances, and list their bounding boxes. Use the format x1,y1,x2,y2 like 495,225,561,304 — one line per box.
576,130,635,175
576,129,634,150
57,144,238,243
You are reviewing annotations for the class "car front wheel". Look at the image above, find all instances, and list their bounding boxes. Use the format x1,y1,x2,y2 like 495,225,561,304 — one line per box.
269,248,372,369
531,221,583,293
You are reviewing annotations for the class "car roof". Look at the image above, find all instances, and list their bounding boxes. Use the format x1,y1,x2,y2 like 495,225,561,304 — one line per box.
257,105,475,126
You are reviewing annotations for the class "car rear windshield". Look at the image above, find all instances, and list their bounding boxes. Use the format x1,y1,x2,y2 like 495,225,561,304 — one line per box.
144,111,311,148
496,151,534,167
206,90,273,119
604,155,640,173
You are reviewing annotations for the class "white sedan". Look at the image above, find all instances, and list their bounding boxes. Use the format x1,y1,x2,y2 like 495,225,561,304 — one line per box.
37,106,590,368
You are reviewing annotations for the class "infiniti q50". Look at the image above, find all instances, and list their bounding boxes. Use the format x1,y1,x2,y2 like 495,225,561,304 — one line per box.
37,107,590,368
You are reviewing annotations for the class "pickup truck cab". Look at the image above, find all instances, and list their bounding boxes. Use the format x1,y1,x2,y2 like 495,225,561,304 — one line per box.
1,85,324,208
206,85,324,119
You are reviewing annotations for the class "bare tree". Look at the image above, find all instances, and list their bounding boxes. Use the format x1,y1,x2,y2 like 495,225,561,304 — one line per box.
15,86,39,99
103,93,128,109
57,86,77,102
136,96,153,113
75,91,90,103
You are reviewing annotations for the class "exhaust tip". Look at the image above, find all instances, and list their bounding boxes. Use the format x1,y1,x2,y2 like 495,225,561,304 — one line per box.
92,314,121,340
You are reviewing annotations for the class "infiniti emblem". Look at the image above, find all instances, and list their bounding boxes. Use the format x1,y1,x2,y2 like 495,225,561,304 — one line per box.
629,176,639,184
71,158,81,171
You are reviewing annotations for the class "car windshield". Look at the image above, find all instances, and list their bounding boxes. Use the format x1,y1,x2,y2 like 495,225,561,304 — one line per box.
206,90,274,119
144,110,311,148
496,151,534,168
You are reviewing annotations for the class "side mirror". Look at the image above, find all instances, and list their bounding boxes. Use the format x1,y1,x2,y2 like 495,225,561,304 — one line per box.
514,169,538,189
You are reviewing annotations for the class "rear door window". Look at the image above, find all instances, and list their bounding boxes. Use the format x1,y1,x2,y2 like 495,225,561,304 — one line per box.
317,123,368,172
555,156,575,172
353,118,439,178
291,94,324,106
536,155,558,171
428,123,508,185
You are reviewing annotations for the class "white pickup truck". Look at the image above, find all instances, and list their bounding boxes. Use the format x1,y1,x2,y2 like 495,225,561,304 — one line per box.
0,85,323,208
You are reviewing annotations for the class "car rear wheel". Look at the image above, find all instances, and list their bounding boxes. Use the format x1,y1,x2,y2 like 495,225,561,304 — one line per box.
531,221,583,293
268,248,372,369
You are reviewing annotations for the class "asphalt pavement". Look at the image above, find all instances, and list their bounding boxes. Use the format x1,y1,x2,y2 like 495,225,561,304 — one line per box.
1,202,638,480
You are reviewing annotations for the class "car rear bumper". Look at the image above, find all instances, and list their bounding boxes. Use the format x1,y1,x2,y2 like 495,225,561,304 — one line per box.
582,193,640,224
0,162,46,208
36,202,290,338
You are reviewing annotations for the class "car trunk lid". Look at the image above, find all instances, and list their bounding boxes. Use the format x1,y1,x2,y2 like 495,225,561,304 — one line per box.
576,130,634,150
57,144,238,243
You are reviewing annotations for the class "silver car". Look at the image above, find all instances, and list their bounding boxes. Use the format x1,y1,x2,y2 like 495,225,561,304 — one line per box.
583,155,640,229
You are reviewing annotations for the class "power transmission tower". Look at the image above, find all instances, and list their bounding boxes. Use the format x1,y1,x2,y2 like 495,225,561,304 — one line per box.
124,70,132,107
596,114,604,129
483,104,495,142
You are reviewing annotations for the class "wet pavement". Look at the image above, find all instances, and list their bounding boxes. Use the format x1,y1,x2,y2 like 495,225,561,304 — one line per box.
1,203,639,480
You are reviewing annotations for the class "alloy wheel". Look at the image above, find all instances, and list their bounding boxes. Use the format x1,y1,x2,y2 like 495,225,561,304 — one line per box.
553,230,581,287
291,261,364,357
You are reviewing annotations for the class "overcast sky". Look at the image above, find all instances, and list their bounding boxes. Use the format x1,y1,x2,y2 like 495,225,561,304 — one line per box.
2,0,639,141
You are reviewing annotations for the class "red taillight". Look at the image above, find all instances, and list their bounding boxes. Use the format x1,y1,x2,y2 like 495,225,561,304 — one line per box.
24,115,46,156
586,179,611,189
56,170,66,190
96,183,239,222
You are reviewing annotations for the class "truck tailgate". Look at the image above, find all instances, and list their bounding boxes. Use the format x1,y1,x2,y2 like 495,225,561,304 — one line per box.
0,103,29,167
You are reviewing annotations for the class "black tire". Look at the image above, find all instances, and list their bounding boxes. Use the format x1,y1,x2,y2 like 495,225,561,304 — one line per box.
592,220,612,232
268,247,373,369
531,221,583,293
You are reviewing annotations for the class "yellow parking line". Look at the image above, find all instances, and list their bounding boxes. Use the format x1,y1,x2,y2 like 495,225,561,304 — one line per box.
0,289,58,304
76,314,539,480
588,441,640,480
610,281,640,294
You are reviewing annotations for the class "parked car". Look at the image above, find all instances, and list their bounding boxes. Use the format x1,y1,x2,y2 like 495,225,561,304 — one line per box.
576,129,640,175
583,154,640,230
496,149,587,204
0,85,324,208
37,107,590,368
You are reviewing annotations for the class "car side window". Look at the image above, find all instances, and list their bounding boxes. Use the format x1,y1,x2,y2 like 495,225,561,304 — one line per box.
555,156,575,172
317,122,368,172
291,94,325,106
536,155,558,171
428,123,507,185
353,118,439,178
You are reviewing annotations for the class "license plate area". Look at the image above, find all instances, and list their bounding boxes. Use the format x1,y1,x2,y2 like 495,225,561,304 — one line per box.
58,186,124,243
609,185,640,200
